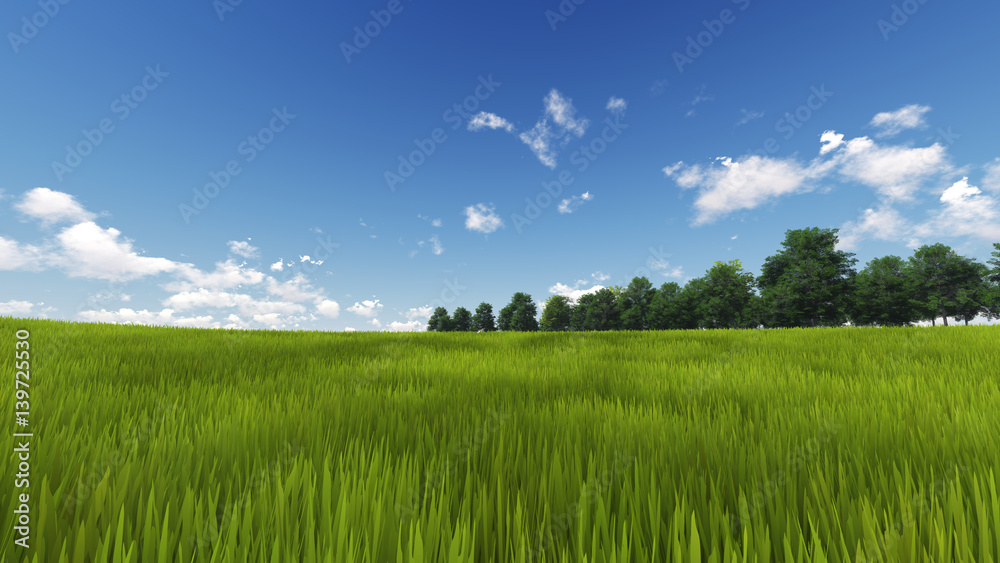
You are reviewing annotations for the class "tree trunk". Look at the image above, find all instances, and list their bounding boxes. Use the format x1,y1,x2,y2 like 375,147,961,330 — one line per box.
941,306,949,326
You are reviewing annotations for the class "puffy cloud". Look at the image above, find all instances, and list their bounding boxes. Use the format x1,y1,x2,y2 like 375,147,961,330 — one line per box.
15,187,96,226
548,281,604,303
0,237,44,271
429,235,443,255
463,203,503,234
544,89,589,137
819,131,845,155
56,222,181,281
591,271,610,282
914,177,1000,241
606,97,627,116
76,308,220,328
836,205,912,250
869,104,931,137
168,259,265,292
265,273,323,302
386,320,423,332
404,306,433,321
557,191,593,214
270,259,285,271
347,299,382,318
0,300,37,316
518,120,558,169
227,240,259,259
316,299,341,319
467,112,514,132
829,135,948,200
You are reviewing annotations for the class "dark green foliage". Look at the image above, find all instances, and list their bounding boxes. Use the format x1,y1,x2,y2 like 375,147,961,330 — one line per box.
584,287,621,331
620,277,656,330
426,307,452,332
540,295,572,331
451,307,473,332
472,302,496,332
851,255,919,327
499,292,538,331
758,227,857,327
570,293,596,331
697,259,757,329
908,243,986,326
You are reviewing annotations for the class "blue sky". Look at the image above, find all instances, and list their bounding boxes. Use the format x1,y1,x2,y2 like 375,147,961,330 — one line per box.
2,0,999,330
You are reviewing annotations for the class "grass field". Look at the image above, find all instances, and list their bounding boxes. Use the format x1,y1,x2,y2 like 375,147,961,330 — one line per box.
1,317,998,562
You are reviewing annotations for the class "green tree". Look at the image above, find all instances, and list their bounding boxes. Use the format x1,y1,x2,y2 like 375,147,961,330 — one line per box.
758,227,858,327
584,287,621,331
451,307,473,331
426,307,452,332
950,262,992,325
988,243,1000,284
570,293,596,331
850,255,919,326
699,259,757,329
620,276,655,330
499,292,538,331
472,302,496,332
647,282,682,330
540,295,572,331
908,243,984,326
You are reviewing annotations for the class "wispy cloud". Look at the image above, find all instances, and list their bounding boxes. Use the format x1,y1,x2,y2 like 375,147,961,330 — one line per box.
463,203,503,234
869,104,931,137
468,112,514,132
557,191,593,214
606,97,627,116
735,109,764,127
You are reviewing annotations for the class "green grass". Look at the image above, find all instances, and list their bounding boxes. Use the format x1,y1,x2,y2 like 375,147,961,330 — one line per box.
1,317,998,562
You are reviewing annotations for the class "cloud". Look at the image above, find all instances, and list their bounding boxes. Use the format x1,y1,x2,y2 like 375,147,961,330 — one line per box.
836,205,912,250
829,134,948,200
467,112,514,132
0,300,38,316
386,320,423,332
77,308,220,329
56,222,181,281
591,271,610,282
404,306,433,321
266,273,323,302
869,104,931,137
270,259,284,271
316,299,341,319
344,327,356,332
347,299,382,318
168,259,265,292
431,218,442,227
463,203,503,234
299,255,323,266
0,237,44,271
649,79,668,97
606,97,627,116
518,120,558,168
735,109,764,127
15,187,96,226
557,191,593,214
544,89,589,137
648,258,685,279
227,240,259,259
914,177,1000,241
429,235,443,255
819,130,845,155
664,156,826,226
549,281,604,303
161,289,306,316
983,158,1000,193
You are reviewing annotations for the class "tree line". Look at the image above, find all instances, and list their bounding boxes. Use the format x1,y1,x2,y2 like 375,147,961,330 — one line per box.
426,228,1000,332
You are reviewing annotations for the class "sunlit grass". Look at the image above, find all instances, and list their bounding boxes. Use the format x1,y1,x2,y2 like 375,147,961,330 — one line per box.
1,317,997,562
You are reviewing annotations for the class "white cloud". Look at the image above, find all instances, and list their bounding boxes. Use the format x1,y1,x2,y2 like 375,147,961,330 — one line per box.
870,104,931,137
463,203,503,234
15,187,96,226
914,177,1000,241
664,156,826,226
549,281,604,303
731,235,738,240
648,258,685,279
545,89,589,137
819,131,845,155
56,222,181,281
467,112,514,132
344,327,356,332
77,307,220,329
316,299,341,319
829,135,948,200
606,97,627,116
162,289,306,316
429,235,444,255
982,158,1000,193
386,320,423,332
519,120,558,169
369,318,382,328
227,240,259,259
270,259,284,271
591,271,610,282
299,255,323,266
252,313,284,327
0,237,44,271
431,218,442,227
0,300,37,316
168,259,265,292
266,273,323,302
347,299,382,318
557,191,593,214
735,109,764,127
836,205,912,250
404,306,433,321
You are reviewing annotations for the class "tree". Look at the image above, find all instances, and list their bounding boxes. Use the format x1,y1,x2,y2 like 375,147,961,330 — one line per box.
988,243,1000,284
698,259,757,329
850,255,919,326
647,282,682,330
908,243,985,326
451,307,473,331
584,287,621,331
472,302,496,332
950,262,992,325
570,293,596,331
540,295,572,331
426,307,452,332
620,277,656,330
499,292,538,331
758,227,857,327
